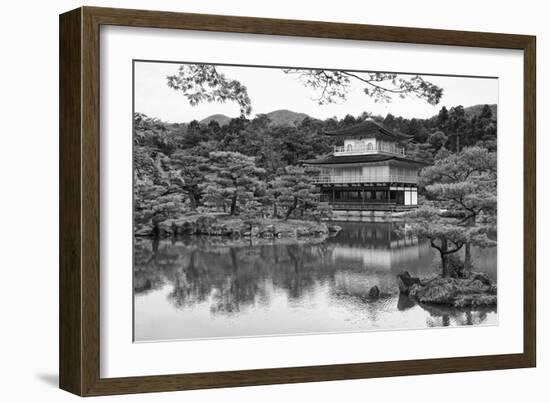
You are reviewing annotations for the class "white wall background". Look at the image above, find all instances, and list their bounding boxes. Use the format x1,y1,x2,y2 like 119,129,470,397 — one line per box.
0,0,546,401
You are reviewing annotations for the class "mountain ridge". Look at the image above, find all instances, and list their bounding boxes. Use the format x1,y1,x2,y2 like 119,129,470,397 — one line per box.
463,104,497,118
200,109,313,127
199,114,233,126
198,104,497,127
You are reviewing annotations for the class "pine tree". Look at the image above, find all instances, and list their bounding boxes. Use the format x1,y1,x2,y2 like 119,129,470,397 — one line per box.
403,207,469,277
428,130,448,151
133,153,187,236
437,106,449,128
404,146,497,276
272,166,325,220
168,151,209,211
205,151,265,215
448,106,467,152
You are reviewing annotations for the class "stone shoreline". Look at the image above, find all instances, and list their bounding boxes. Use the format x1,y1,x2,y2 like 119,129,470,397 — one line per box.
397,271,497,308
135,213,341,240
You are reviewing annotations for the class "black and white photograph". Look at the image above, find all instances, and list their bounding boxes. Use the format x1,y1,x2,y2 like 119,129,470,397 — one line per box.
1,0,544,399
132,61,498,342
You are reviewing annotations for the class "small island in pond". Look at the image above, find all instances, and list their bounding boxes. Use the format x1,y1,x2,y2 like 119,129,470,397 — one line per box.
133,61,498,341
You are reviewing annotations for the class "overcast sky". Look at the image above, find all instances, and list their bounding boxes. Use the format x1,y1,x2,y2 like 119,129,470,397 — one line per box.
134,61,498,123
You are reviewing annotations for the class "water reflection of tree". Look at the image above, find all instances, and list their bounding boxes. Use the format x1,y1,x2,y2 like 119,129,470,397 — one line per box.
396,285,495,327
134,224,420,315
134,238,342,314
278,244,325,301
167,250,214,308
134,223,496,326
420,303,495,327
133,238,172,295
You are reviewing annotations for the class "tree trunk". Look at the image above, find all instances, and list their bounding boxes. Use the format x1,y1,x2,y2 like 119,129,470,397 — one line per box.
439,237,451,277
463,216,475,270
151,214,161,239
188,193,197,211
464,242,472,270
285,196,298,220
272,203,278,219
441,253,450,277
230,191,238,215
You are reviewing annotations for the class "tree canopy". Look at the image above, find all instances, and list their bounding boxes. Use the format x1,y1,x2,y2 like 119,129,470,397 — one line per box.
137,63,497,241
204,151,265,216
403,146,497,276
282,70,443,105
166,65,444,117
167,64,252,116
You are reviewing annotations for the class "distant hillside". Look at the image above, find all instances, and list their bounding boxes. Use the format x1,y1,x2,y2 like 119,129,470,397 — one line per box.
199,109,312,127
200,114,232,126
464,104,497,119
426,104,497,124
198,105,494,128
261,109,311,126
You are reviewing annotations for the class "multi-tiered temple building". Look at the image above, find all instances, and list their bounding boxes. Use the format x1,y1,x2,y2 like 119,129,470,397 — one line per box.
305,119,428,218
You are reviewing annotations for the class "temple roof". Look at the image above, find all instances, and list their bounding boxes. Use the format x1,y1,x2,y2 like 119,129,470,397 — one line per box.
303,154,428,166
324,119,410,142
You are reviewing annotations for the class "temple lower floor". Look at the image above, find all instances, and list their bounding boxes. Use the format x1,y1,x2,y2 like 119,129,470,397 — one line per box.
319,184,418,210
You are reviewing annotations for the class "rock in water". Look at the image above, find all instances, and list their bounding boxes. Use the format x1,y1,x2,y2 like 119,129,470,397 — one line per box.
408,273,497,308
135,225,153,237
470,272,492,286
259,224,276,238
368,285,380,298
397,294,416,311
396,271,421,295
296,228,311,237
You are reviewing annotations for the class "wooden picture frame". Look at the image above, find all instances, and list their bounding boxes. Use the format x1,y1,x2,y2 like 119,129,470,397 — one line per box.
59,6,536,396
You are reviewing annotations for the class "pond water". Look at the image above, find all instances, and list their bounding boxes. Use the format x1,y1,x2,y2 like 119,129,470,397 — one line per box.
134,222,497,342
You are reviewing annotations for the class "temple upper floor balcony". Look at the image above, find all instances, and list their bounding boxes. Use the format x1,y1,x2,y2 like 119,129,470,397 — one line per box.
312,174,418,184
333,143,405,156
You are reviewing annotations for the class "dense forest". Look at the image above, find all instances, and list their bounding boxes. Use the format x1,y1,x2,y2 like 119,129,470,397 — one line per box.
133,104,497,237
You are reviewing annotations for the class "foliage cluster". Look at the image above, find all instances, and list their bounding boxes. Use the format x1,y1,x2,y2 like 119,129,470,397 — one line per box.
134,113,336,230
134,101,497,237
402,146,497,277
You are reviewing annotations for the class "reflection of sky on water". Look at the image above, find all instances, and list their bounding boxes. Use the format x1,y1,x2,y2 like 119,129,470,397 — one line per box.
134,222,497,342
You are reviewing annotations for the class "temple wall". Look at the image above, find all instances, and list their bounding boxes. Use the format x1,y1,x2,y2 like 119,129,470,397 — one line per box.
389,165,418,178
343,138,377,151
362,165,389,178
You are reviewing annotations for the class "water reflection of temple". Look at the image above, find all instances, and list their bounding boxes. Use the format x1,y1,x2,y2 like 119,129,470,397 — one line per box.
133,222,497,340
327,222,434,273
133,223,438,309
